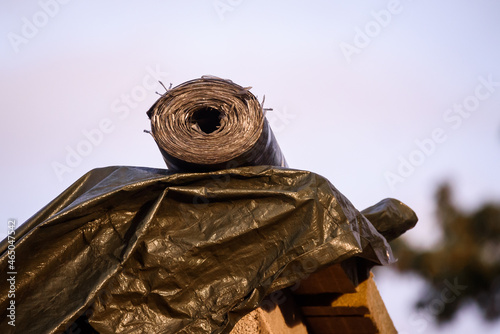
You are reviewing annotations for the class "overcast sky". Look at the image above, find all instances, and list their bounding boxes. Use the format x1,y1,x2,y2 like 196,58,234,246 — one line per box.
1,1,500,332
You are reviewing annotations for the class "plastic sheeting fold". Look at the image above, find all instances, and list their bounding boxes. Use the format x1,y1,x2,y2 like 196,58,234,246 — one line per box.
0,166,402,334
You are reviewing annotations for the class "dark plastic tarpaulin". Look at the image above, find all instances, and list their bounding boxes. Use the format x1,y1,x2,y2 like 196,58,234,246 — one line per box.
0,165,415,334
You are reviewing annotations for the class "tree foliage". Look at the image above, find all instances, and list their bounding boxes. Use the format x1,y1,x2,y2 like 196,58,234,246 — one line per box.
391,183,500,322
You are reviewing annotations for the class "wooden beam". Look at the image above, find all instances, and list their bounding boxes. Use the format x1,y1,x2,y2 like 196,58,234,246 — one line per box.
231,292,308,334
299,273,397,334
233,265,397,333
293,263,357,295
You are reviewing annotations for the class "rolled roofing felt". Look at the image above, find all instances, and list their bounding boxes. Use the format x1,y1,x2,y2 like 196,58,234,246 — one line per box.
147,76,287,172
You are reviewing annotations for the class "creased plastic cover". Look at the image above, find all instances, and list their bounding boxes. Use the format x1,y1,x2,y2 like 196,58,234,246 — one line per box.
0,166,394,334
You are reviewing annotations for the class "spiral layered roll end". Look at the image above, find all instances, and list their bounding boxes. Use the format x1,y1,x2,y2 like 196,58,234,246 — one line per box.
147,77,287,172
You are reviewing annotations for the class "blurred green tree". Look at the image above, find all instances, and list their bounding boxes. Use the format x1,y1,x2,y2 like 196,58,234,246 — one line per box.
391,183,500,322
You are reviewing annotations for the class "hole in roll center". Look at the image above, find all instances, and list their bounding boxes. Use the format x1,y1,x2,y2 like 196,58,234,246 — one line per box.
191,107,222,134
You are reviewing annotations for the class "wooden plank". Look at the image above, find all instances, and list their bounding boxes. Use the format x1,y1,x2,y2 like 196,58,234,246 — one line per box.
293,263,357,294
231,292,308,334
232,266,397,333
306,316,377,334
301,305,368,316
301,273,397,334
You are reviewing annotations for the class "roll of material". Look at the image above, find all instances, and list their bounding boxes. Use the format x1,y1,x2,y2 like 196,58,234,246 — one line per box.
147,77,287,172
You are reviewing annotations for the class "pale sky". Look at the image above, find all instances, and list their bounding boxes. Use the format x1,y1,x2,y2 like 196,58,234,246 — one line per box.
1,1,500,332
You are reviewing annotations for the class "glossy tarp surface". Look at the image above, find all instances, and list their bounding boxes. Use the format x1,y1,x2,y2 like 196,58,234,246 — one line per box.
0,166,399,333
